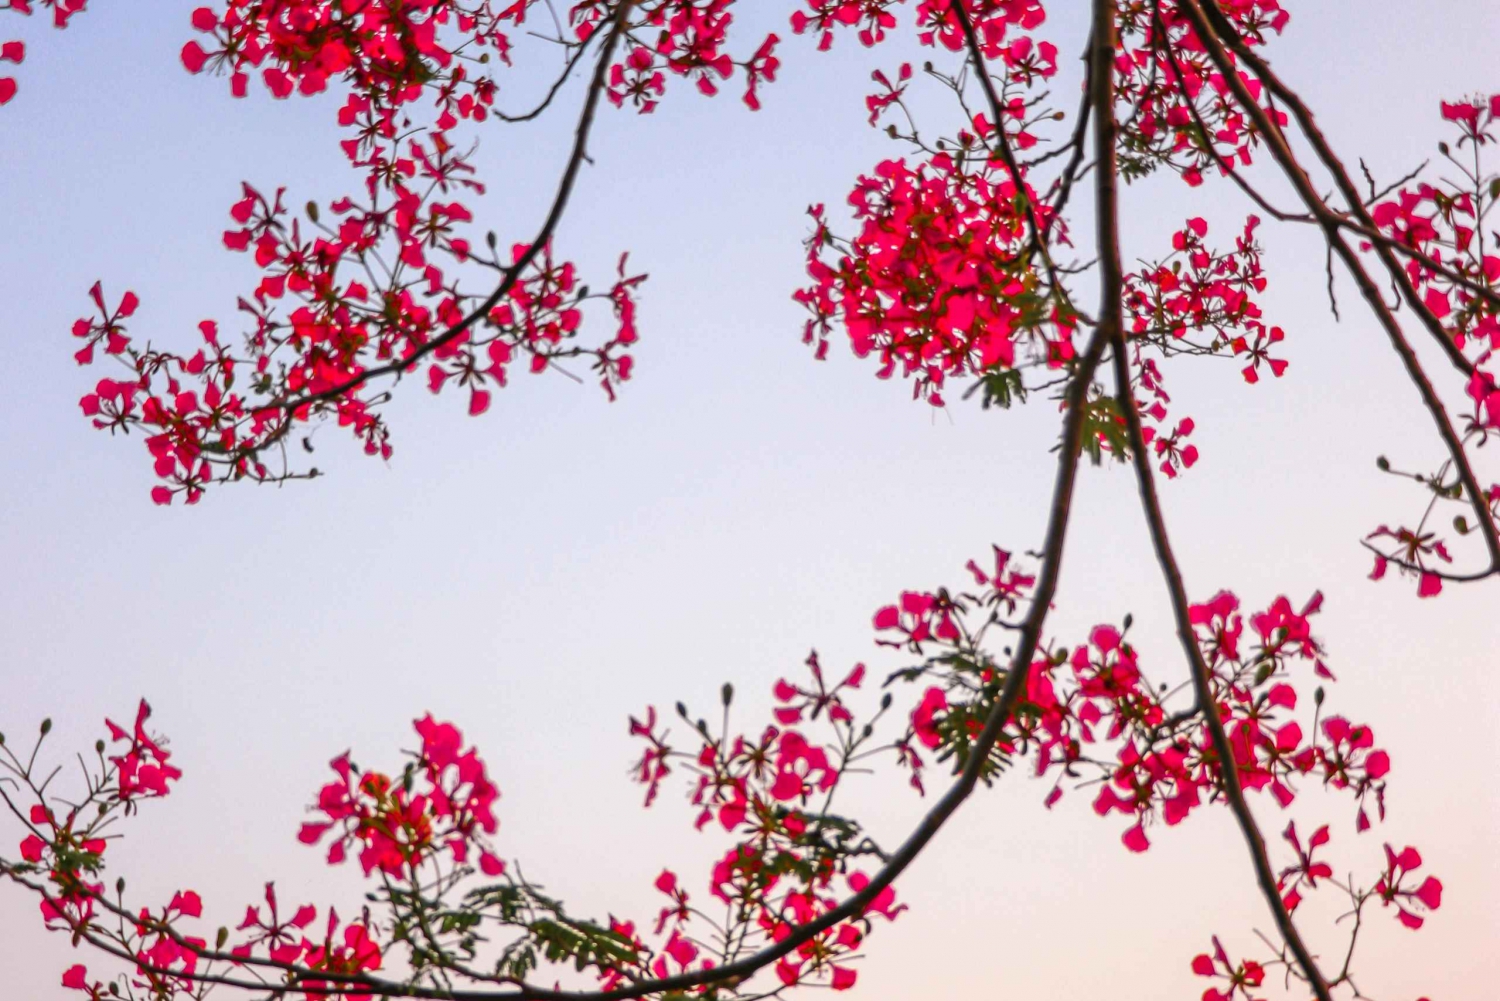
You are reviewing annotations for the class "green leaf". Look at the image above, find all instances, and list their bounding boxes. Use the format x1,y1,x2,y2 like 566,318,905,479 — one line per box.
972,368,1026,410
1079,396,1131,466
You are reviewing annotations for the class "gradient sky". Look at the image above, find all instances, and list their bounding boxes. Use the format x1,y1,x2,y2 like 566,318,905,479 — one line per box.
2,2,1497,998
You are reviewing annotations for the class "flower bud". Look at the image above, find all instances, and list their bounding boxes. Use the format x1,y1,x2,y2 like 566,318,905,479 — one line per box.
40,718,51,736
720,682,733,707
217,926,229,949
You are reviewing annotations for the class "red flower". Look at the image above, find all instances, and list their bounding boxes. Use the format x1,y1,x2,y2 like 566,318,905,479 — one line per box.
911,687,947,750
104,700,182,801
1375,843,1443,930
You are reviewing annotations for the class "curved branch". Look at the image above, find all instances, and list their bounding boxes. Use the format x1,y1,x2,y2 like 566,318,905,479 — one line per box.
1147,0,1306,224
9,57,1131,994
1177,0,1500,579
7,315,1110,1001
1196,0,1486,376
1149,0,1500,326
475,296,1107,1001
251,2,631,452
493,37,598,123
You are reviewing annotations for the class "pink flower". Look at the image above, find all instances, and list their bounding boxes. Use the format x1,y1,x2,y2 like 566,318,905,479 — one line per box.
847,871,906,920
912,687,947,749
1376,843,1443,929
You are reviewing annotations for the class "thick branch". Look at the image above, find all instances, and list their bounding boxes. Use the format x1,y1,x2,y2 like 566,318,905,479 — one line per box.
1178,0,1500,577
1196,0,1485,376
1095,4,1335,997
9,315,1109,1001
7,52,1141,985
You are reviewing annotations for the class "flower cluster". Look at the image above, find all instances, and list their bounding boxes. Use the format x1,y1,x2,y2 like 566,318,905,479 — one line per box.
871,549,1441,999
1125,217,1283,378
578,0,783,112
796,152,1071,405
69,2,656,504
1122,215,1285,477
1360,96,1500,595
869,554,1402,858
297,715,503,879
787,0,1048,63
1114,0,1290,186
625,653,902,992
870,556,1145,845
1191,829,1443,1000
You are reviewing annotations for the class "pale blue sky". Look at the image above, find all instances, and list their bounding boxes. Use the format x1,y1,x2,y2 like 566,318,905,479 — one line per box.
1,3,1497,998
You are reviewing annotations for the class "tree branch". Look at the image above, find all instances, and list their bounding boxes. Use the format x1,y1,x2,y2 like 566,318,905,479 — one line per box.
1178,0,1500,578
1195,0,1486,376
254,1,632,445
1096,9,1334,996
